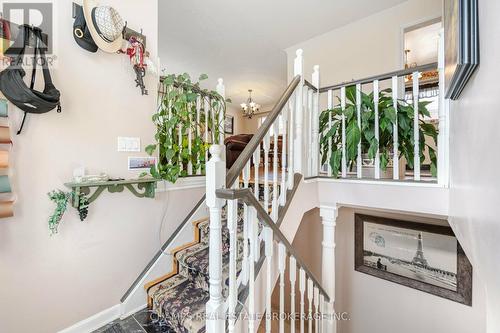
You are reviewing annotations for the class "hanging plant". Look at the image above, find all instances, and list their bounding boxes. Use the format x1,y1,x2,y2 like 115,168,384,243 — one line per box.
145,73,229,183
47,190,90,235
319,86,438,178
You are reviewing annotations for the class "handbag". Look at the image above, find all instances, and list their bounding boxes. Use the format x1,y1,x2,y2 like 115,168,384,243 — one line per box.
0,25,61,134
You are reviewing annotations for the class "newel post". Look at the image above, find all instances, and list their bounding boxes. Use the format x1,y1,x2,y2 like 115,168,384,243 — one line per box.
293,49,304,174
320,206,338,333
311,65,320,177
205,144,226,333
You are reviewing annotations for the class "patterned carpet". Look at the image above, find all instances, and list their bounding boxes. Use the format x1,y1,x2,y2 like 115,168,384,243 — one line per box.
145,205,246,333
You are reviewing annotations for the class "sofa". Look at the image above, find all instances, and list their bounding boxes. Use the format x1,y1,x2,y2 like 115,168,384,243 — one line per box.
225,134,254,169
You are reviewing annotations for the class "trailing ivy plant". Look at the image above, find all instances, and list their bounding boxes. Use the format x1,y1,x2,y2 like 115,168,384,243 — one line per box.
48,190,89,235
319,86,438,178
145,73,229,183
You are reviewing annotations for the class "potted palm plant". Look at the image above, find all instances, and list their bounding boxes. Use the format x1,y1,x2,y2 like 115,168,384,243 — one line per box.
319,86,438,179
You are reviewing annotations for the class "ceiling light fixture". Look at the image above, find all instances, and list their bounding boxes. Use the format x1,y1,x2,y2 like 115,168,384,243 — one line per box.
240,89,260,119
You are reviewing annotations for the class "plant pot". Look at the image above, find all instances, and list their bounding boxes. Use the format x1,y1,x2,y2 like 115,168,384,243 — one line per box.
351,153,406,179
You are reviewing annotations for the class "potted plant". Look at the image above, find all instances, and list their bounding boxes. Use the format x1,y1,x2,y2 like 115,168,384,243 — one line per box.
319,86,438,179
145,73,229,183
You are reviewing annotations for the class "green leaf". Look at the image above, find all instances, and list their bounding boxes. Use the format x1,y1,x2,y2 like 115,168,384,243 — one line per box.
199,73,208,81
145,144,157,156
330,150,342,178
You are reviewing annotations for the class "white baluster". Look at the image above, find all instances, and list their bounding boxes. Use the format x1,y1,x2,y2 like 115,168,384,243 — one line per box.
272,119,279,221
374,80,380,179
340,87,347,178
300,268,306,333
413,72,421,181
227,191,238,333
327,89,333,177
253,144,261,200
278,243,286,333
312,65,320,177
307,87,313,177
204,97,210,165
205,145,226,333
320,206,338,333
290,256,297,333
356,84,362,179
263,130,271,211
392,76,399,180
314,287,319,333
265,228,274,333
248,206,258,332
178,124,183,175
280,108,288,206
196,96,202,175
241,161,251,285
216,78,226,146
308,279,313,333
319,294,324,333
188,104,193,175
294,49,304,174
288,99,295,190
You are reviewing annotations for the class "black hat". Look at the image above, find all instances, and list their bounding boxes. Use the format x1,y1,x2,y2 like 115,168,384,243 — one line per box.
73,5,98,53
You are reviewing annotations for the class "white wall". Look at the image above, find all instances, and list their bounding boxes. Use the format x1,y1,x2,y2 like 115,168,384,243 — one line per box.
0,1,204,332
285,0,442,85
447,0,500,332
335,207,486,333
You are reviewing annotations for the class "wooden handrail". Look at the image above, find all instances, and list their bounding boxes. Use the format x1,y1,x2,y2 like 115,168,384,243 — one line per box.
226,75,301,188
216,187,331,302
319,62,438,93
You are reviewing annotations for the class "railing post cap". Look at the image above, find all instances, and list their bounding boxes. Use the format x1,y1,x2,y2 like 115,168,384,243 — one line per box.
296,49,303,56
217,78,224,85
313,65,319,71
209,144,222,157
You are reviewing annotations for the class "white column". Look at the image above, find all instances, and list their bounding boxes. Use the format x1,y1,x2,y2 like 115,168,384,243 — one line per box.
307,87,313,177
311,65,320,177
241,161,251,285
280,108,288,206
293,49,304,174
248,206,259,332
205,145,226,333
227,191,238,333
327,90,333,177
314,287,319,333
288,99,295,190
299,268,306,333
196,96,202,175
272,119,279,221
307,278,313,333
320,206,337,333
216,78,226,146
263,130,271,210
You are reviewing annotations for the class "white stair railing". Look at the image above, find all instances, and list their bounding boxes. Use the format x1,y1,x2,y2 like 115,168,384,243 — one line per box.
205,49,330,332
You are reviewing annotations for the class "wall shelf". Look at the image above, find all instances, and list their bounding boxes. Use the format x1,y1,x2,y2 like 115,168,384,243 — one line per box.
64,178,157,208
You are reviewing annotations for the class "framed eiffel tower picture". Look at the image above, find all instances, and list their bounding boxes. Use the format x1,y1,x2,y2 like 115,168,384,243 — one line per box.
354,214,472,306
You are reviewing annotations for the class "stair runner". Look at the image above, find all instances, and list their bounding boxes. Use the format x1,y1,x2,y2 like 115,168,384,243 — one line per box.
146,204,246,333
146,181,280,333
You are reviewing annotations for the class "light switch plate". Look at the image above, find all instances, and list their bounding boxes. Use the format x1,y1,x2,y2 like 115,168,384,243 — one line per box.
117,137,141,152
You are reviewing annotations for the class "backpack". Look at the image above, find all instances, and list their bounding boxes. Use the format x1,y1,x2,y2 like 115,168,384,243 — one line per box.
0,25,61,134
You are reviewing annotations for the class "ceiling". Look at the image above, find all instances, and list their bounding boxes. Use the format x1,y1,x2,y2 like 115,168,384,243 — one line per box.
158,0,409,111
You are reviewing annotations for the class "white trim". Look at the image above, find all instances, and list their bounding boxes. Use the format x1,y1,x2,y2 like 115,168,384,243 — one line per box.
305,177,447,188
58,304,121,333
120,303,147,320
157,176,206,192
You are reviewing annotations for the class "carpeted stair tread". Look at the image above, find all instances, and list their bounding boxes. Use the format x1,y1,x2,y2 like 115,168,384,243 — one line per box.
160,279,208,333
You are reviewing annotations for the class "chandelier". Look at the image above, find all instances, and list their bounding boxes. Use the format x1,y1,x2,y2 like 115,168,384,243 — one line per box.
240,89,260,119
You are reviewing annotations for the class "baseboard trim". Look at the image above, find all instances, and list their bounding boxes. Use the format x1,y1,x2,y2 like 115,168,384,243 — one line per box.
58,304,121,333
120,303,147,320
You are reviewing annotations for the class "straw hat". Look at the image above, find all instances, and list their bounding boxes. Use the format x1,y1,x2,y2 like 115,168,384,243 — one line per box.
83,0,124,53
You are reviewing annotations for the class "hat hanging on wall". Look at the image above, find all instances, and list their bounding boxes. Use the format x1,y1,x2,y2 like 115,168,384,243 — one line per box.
83,0,124,53
73,4,98,53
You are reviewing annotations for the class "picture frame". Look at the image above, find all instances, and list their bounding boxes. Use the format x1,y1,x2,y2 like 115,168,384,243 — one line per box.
224,115,234,135
444,0,479,100
355,214,472,306
128,156,156,171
